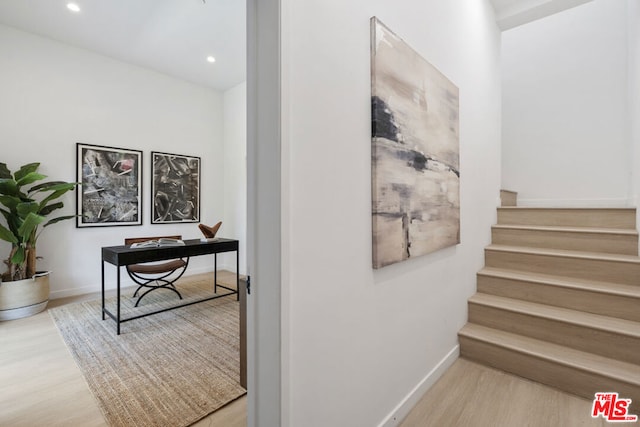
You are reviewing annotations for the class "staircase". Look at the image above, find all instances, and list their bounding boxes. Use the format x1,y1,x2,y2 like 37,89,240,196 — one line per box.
459,191,640,409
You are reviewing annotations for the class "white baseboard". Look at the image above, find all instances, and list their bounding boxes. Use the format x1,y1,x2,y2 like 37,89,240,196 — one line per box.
50,284,105,300
216,263,235,272
377,345,460,427
517,197,633,208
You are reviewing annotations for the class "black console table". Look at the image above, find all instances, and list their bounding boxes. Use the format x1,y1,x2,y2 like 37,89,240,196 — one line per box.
101,238,240,335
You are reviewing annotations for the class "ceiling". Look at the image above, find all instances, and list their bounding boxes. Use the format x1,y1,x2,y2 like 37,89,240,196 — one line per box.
0,0,591,90
0,0,246,91
490,0,594,30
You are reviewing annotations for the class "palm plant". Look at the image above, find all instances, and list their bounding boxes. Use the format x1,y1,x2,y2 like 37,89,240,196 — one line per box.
0,162,77,282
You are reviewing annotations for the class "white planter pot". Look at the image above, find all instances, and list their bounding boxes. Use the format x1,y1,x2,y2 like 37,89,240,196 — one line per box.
0,272,50,321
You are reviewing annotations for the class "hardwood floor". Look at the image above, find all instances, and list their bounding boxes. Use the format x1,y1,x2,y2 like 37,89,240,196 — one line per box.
1,271,630,427
400,358,614,427
0,272,246,427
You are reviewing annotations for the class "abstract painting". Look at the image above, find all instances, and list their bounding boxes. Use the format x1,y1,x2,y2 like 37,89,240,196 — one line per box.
151,152,200,224
76,143,142,227
370,17,460,269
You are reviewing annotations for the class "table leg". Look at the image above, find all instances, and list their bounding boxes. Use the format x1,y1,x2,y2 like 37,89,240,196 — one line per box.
239,277,247,388
101,260,105,320
214,253,218,294
117,267,121,335
236,246,240,301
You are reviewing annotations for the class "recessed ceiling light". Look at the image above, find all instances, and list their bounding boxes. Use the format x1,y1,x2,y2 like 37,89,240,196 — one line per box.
67,3,81,13
206,56,216,63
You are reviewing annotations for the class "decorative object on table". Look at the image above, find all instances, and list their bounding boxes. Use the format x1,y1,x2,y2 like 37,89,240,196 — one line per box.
49,276,246,427
76,143,142,227
124,235,189,307
370,17,460,269
198,221,222,239
151,152,200,224
0,162,78,320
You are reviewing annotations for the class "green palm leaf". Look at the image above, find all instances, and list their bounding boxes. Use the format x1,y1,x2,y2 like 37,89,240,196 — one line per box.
0,223,18,244
17,212,45,241
39,186,75,207
10,246,25,265
0,195,21,211
39,202,63,216
17,202,40,218
0,163,11,179
14,163,40,181
44,214,78,228
16,172,47,187
0,179,18,197
30,181,77,194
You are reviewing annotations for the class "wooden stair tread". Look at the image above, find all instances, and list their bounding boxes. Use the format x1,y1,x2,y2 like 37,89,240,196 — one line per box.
463,204,640,398
497,207,635,211
492,224,638,235
486,244,640,263
496,207,636,229
478,267,640,299
469,293,640,339
459,323,640,384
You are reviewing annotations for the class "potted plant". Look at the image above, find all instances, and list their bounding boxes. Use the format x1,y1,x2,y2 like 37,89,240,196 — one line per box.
0,162,77,320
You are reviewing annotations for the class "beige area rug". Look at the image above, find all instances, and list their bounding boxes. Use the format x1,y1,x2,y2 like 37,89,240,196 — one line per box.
49,275,245,427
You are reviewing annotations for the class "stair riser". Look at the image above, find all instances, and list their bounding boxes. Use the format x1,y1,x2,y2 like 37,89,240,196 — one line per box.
477,274,640,322
500,191,517,207
491,228,638,255
497,208,636,229
485,249,640,286
469,303,640,364
459,336,640,411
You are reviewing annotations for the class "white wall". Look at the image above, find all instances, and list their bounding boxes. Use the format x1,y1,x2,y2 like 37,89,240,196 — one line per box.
222,82,247,274
281,1,501,426
631,0,640,212
0,24,226,297
502,0,630,206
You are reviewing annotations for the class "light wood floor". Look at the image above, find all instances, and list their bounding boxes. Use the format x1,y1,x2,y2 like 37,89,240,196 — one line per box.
0,273,246,427
400,358,617,427
1,275,628,427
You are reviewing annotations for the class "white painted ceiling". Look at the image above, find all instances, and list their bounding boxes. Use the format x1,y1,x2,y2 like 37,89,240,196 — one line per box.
490,0,594,30
0,0,246,91
0,0,591,90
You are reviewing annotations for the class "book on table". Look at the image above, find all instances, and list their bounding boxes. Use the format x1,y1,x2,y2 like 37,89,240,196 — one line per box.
130,238,185,248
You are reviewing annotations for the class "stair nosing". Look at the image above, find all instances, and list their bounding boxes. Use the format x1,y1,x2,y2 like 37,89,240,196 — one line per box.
478,267,640,299
491,224,638,236
485,244,640,264
497,207,636,211
468,293,640,338
459,323,640,385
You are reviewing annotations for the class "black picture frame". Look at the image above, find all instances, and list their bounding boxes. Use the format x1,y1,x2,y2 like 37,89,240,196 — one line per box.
76,143,143,227
151,151,201,224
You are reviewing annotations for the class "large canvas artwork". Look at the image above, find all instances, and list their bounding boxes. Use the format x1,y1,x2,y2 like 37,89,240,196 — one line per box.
151,152,200,224
370,17,460,269
76,143,142,227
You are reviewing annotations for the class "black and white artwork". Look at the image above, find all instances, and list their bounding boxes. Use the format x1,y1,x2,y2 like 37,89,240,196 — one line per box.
76,143,142,227
151,152,200,224
370,17,460,269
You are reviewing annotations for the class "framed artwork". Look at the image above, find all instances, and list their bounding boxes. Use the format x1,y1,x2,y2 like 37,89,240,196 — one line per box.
151,152,201,224
76,143,142,227
370,17,460,269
